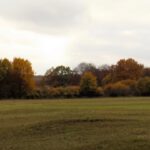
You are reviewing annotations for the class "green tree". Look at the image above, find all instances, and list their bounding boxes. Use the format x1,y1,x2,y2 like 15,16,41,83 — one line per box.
44,66,73,87
80,72,97,96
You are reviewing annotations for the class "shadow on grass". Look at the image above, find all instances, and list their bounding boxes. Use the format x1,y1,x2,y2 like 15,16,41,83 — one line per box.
21,118,137,136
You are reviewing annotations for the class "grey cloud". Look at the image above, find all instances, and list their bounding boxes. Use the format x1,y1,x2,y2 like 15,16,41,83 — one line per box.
0,0,86,33
67,24,150,66
0,0,150,74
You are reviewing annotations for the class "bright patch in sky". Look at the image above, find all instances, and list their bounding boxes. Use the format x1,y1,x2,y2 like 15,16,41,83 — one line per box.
0,18,70,74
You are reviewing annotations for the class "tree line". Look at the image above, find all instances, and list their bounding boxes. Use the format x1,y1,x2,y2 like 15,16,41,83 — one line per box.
0,58,34,98
0,58,150,99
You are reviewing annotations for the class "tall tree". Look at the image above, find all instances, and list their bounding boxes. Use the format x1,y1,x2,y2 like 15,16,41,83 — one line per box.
74,63,97,74
44,66,73,87
113,58,144,81
80,72,97,96
98,65,111,85
11,58,35,98
74,63,110,86
0,59,12,98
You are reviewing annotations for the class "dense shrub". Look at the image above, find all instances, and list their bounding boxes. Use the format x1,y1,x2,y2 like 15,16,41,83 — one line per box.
48,86,80,98
26,90,41,99
104,82,130,96
120,80,138,96
62,86,80,98
102,74,112,86
26,87,52,99
95,87,104,96
26,86,80,99
137,77,150,96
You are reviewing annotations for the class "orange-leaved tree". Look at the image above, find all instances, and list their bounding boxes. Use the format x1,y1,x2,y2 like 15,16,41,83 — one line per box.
112,58,144,82
11,58,35,98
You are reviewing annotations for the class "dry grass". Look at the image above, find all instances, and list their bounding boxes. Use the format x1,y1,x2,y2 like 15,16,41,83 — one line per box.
0,97,150,150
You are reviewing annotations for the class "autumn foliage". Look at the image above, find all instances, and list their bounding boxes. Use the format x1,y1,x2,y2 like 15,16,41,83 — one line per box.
0,57,150,99
0,58,35,98
112,58,144,81
80,72,97,96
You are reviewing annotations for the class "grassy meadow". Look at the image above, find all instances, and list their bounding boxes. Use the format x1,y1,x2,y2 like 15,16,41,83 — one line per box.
0,97,150,150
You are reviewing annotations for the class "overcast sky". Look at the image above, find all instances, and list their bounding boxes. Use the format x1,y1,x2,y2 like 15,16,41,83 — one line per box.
0,0,150,74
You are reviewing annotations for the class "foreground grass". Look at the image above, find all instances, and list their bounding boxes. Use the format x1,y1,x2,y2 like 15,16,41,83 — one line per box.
0,97,150,150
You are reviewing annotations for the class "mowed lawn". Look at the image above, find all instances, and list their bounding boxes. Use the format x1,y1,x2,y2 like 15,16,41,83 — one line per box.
0,98,150,150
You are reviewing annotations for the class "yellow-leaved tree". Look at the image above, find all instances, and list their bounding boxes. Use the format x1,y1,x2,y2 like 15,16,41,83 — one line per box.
12,58,35,98
80,72,97,96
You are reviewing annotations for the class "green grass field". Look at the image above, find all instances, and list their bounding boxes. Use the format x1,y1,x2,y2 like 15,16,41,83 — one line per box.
0,97,150,150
